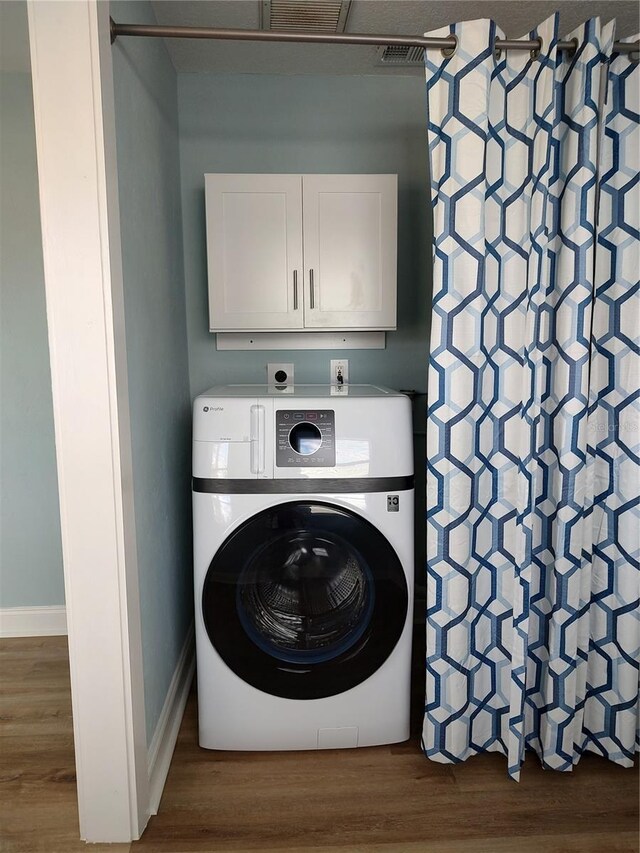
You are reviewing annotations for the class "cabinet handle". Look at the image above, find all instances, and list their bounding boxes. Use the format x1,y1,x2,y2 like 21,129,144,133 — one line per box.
309,269,315,309
293,270,298,310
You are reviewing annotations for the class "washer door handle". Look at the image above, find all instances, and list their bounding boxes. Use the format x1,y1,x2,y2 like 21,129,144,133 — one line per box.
250,405,265,474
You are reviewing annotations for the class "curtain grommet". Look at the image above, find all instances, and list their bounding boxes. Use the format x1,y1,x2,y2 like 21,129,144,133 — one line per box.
494,46,502,61
441,34,458,58
566,37,579,58
530,37,543,60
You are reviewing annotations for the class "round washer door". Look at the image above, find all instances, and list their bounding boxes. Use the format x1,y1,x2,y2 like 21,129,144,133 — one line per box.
202,501,408,700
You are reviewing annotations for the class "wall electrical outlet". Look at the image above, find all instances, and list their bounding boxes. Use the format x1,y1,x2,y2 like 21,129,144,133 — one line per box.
330,359,349,386
267,362,294,386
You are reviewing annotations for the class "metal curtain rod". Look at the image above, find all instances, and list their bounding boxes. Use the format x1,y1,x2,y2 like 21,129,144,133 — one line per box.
109,19,639,57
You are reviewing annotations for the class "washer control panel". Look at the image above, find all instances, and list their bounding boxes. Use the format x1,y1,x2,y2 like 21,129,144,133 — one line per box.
276,410,336,467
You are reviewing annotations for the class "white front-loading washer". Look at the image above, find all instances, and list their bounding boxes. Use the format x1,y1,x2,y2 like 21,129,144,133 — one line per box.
192,384,414,751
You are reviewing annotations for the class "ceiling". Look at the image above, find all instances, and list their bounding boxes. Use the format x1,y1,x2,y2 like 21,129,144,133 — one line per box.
1,1,637,78
147,0,640,75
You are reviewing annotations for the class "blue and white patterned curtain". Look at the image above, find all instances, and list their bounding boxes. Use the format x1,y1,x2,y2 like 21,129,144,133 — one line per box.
422,13,639,778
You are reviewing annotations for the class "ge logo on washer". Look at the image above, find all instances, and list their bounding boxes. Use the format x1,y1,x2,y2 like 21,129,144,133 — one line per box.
387,495,399,512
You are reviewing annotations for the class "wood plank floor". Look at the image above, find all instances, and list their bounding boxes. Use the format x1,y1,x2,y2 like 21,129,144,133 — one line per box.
1,636,638,853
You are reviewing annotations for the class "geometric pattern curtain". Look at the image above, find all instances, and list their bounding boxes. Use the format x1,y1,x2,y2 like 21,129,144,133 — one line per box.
585,36,640,768
422,13,639,778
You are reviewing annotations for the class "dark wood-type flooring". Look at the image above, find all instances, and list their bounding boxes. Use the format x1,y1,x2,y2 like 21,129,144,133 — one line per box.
1,637,638,853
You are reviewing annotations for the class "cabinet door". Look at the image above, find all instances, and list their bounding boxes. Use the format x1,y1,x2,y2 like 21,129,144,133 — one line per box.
205,174,304,331
302,175,397,330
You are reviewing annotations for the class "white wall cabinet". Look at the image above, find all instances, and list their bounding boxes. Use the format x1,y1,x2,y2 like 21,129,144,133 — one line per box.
205,173,397,333
205,174,304,331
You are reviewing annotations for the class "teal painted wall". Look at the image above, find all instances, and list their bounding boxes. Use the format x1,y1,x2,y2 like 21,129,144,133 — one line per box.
0,66,64,608
112,1,193,745
177,72,430,593
177,72,431,399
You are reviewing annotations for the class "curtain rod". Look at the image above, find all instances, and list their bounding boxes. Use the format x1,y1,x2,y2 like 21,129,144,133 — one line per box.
109,19,639,58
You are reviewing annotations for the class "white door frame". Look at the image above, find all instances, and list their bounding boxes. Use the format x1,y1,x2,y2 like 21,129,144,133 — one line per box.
27,0,149,841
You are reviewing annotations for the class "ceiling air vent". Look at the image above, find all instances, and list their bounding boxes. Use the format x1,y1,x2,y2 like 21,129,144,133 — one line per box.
261,0,352,33
376,44,425,66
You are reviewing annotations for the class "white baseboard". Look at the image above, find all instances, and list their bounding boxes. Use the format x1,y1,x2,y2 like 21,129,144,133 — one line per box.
0,605,67,637
147,623,195,815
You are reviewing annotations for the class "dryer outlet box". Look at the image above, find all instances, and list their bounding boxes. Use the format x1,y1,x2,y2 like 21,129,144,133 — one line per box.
267,362,294,386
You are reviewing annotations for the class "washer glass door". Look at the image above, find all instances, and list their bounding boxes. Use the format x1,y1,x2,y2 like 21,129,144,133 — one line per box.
202,501,408,699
